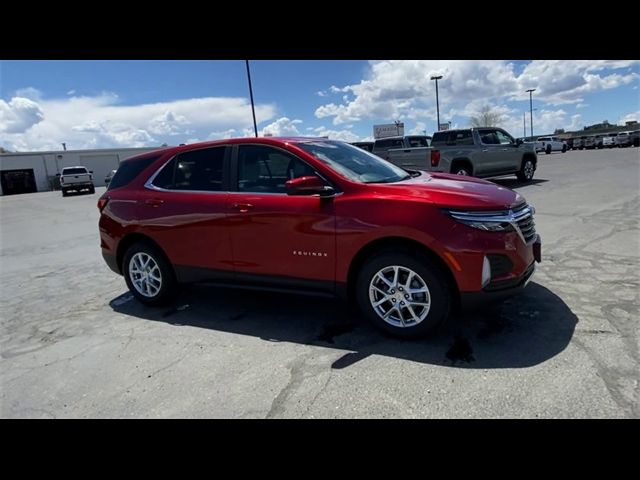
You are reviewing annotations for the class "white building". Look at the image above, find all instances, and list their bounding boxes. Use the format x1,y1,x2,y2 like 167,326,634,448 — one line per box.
0,147,165,196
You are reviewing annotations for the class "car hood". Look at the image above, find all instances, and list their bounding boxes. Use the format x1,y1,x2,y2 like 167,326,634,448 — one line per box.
372,171,525,210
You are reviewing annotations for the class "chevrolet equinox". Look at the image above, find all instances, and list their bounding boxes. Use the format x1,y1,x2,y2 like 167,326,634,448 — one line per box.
98,137,541,338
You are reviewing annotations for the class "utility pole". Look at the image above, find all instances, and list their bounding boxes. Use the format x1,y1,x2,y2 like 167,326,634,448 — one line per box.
526,88,536,138
245,60,258,137
431,75,443,131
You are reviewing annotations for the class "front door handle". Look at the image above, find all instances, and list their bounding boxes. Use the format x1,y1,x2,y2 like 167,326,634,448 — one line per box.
144,198,164,207
231,203,254,213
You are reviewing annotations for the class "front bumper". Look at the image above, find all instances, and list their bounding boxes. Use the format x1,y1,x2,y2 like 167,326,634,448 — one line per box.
459,235,540,310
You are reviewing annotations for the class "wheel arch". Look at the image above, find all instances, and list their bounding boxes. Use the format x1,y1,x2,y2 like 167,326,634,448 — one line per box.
449,157,473,175
345,236,460,308
116,232,174,277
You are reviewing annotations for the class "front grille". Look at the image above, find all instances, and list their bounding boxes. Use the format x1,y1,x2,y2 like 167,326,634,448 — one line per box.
487,254,513,278
512,203,537,243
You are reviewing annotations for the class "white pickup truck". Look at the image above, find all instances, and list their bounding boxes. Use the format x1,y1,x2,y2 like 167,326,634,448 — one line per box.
59,166,95,196
534,136,567,154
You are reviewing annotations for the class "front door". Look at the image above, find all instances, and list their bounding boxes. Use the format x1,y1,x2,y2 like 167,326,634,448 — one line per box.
226,144,336,289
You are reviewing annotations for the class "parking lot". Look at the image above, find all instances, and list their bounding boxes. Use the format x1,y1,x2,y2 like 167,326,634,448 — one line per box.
1,146,638,418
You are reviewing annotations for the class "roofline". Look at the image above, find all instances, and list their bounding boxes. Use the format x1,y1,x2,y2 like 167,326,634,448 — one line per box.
0,146,166,157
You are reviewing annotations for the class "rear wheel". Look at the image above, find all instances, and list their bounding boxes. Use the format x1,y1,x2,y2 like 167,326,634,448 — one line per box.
123,242,177,306
516,158,535,182
562,144,567,153
451,162,472,176
545,145,552,154
89,185,95,194
356,251,451,339
61,189,68,197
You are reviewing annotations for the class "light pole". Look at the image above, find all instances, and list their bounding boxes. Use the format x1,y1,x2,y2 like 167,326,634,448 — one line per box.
431,75,443,131
245,60,258,137
523,112,526,138
526,88,536,138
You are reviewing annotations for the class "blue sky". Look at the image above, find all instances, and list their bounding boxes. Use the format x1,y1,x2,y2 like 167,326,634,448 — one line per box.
1,60,639,151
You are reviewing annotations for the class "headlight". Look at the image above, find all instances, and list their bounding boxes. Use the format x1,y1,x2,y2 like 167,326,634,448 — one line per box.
444,209,516,232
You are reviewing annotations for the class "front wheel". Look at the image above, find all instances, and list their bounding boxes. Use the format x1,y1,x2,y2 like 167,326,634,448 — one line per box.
123,242,177,306
562,145,567,153
516,158,535,182
356,251,451,339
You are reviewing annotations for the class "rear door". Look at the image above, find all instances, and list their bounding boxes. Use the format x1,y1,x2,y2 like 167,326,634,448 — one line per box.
225,143,336,289
137,145,234,275
474,128,504,175
495,129,522,172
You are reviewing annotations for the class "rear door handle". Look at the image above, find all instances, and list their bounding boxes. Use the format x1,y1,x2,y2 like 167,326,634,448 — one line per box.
482,149,489,152
144,198,164,207
232,203,254,213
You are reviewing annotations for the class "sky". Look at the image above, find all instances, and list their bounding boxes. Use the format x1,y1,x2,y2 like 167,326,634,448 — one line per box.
1,60,639,151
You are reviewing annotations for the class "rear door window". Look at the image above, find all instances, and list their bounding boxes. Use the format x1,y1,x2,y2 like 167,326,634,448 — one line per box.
149,147,226,191
107,155,159,190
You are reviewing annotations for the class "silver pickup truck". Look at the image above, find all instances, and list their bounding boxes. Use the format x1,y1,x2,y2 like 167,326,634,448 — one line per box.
372,135,432,159
386,127,538,182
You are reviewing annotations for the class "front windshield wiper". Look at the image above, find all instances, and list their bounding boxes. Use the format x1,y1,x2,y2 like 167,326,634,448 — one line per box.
363,174,412,184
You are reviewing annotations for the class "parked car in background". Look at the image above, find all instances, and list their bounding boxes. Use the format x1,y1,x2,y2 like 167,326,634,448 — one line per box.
602,134,617,148
615,131,632,147
372,135,431,159
105,169,117,185
98,137,541,339
59,166,95,196
572,137,585,150
630,130,640,147
351,141,374,152
535,136,567,154
385,127,538,182
584,136,602,149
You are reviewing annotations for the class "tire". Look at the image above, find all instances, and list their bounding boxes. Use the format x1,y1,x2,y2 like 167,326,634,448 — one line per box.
516,157,535,182
451,163,472,176
89,186,95,194
562,145,567,153
62,189,68,197
123,242,177,307
355,251,451,339
545,145,552,155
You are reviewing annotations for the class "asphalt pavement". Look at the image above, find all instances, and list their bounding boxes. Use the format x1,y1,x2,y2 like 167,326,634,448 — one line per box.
1,146,638,418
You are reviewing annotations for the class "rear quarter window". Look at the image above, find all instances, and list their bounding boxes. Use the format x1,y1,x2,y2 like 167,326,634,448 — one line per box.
107,155,160,190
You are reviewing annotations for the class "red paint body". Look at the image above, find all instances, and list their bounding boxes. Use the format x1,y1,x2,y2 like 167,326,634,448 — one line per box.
99,137,539,299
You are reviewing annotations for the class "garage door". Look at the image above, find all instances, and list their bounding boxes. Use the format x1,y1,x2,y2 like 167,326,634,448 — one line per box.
1,169,38,195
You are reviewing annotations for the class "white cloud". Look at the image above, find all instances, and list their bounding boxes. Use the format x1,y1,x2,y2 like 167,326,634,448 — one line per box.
261,117,303,136
309,126,359,142
316,90,327,97
67,89,76,96
409,121,428,135
0,97,44,133
619,111,640,124
314,60,640,126
576,103,588,109
1,91,277,151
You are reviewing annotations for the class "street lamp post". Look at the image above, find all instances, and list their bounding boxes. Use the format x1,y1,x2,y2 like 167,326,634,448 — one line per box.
431,75,443,131
526,88,536,138
523,112,526,138
245,60,258,138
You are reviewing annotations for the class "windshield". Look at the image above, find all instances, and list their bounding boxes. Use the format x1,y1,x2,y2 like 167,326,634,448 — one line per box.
296,140,410,184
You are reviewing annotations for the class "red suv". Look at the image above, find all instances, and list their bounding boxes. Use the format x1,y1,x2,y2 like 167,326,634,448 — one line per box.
99,137,541,338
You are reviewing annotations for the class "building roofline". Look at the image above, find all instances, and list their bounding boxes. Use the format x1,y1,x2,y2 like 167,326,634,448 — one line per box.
0,146,167,157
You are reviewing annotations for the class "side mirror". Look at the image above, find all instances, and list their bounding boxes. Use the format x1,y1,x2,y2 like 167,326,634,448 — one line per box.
285,176,335,197
516,138,523,146
56,173,61,176
90,170,94,174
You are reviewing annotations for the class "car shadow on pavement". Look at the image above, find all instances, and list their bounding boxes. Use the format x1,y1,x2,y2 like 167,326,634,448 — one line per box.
109,281,577,370
491,178,549,189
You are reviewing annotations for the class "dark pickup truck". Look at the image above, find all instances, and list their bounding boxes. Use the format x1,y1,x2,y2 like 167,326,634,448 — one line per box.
385,127,538,182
